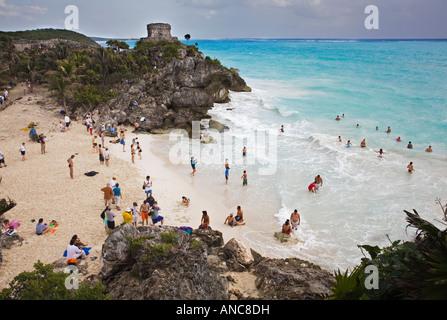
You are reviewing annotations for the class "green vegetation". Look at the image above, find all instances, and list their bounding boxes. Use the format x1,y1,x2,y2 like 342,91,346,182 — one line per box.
126,235,155,254
327,209,447,300
0,261,109,300
160,231,178,244
190,240,202,250
143,243,173,261
0,29,99,48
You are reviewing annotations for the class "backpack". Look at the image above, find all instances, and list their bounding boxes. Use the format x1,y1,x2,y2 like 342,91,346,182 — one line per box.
100,208,106,220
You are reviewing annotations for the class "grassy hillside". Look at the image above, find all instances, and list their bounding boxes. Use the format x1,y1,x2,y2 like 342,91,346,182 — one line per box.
0,28,100,47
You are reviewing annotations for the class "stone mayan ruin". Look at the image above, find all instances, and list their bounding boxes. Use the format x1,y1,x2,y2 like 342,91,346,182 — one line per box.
141,23,178,42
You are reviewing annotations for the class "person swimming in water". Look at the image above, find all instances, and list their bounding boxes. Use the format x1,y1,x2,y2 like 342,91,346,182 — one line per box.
375,149,386,158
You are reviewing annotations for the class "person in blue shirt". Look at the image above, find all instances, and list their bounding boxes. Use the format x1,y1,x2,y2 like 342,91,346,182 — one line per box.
225,167,230,184
113,183,122,210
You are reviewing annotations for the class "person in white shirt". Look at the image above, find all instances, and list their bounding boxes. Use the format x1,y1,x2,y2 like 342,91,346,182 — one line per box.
144,176,152,197
66,238,87,261
65,115,70,130
19,143,26,161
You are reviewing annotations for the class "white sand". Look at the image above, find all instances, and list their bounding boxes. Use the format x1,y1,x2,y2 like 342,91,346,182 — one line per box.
0,88,265,290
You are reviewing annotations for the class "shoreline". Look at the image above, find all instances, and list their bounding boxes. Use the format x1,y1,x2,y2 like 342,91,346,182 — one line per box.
0,91,309,290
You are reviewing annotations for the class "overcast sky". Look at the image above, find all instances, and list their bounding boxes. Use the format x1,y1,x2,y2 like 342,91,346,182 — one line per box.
0,0,446,39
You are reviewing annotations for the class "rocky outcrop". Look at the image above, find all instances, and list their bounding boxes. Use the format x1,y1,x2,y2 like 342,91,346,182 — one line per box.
80,38,251,137
97,223,334,300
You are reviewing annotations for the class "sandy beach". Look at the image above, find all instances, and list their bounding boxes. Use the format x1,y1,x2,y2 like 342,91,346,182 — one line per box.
0,87,269,290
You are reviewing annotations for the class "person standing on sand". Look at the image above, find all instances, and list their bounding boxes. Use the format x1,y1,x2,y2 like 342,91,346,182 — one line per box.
290,210,301,230
242,146,247,157
151,201,163,226
101,184,114,207
140,200,150,226
131,202,139,227
67,155,75,179
200,211,210,229
314,175,323,192
106,207,116,231
241,170,248,186
92,136,98,153
99,145,105,165
143,176,152,197
407,162,415,173
121,132,126,152
113,183,122,211
225,166,230,185
65,114,71,130
191,157,197,176
104,148,110,167
19,142,26,161
134,120,139,135
38,134,46,154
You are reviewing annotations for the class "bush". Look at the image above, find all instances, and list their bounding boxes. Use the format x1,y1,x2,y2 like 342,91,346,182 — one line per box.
0,261,109,300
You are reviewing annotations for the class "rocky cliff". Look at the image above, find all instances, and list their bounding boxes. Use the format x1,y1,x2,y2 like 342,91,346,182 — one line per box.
91,224,334,300
82,41,251,136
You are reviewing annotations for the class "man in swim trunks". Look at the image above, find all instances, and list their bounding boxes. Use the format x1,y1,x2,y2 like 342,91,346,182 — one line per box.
241,170,248,186
290,209,301,230
224,214,237,228
140,200,150,226
314,175,323,191
225,166,230,184
151,201,163,226
191,157,197,176
235,206,245,224
242,146,246,157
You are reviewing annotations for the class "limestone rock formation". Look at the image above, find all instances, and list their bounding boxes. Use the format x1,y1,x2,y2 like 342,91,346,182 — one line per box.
77,24,251,137
97,223,334,300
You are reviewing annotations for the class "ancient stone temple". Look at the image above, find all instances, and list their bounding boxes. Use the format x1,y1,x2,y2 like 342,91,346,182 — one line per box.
141,23,178,42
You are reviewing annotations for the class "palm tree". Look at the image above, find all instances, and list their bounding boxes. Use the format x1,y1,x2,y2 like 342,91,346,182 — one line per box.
184,34,191,45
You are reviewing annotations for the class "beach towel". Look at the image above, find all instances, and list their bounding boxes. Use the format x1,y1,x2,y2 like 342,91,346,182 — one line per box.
63,247,92,257
178,226,193,235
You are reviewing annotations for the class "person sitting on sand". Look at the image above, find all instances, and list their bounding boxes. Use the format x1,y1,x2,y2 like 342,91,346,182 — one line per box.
235,206,246,224
224,214,238,228
425,145,433,152
181,196,190,207
1,219,10,234
282,219,292,235
35,218,53,235
71,234,87,248
200,211,210,229
66,237,87,261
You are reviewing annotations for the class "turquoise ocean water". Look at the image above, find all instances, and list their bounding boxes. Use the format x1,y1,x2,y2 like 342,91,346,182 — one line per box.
114,39,447,271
